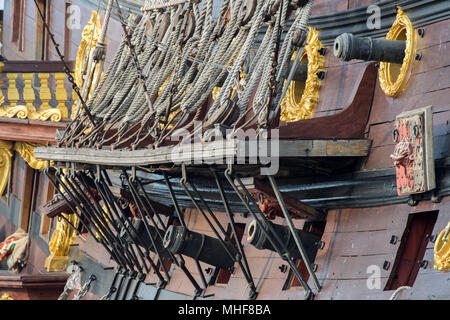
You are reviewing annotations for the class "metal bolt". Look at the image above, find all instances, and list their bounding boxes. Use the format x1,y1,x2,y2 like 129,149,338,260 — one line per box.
418,29,425,38
318,48,326,56
204,267,213,275
316,241,325,250
426,234,437,243
383,261,391,271
415,52,422,61
390,235,398,245
316,71,325,80
408,197,418,207
312,264,318,272
279,265,288,273
418,260,428,269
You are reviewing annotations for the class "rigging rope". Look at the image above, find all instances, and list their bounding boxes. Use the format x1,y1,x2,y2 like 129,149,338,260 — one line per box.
67,0,315,150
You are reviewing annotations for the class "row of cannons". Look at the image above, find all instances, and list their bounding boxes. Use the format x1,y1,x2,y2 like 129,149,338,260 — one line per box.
121,216,322,273
42,166,325,300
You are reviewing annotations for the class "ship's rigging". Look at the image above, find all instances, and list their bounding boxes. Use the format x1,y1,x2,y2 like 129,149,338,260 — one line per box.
31,0,370,301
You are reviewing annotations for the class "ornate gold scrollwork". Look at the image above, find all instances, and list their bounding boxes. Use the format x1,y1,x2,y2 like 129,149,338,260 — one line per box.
281,27,324,123
0,141,13,197
45,213,79,272
434,222,450,272
14,142,50,171
379,7,416,97
75,10,102,88
0,105,66,122
0,293,13,300
73,10,103,117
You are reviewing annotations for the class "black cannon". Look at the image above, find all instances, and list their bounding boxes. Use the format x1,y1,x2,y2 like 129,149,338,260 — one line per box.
334,33,406,64
163,225,237,270
247,219,322,262
120,217,171,259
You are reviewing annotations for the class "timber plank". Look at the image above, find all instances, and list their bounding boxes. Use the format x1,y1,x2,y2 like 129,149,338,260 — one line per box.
319,228,404,258
0,119,68,144
314,63,368,115
317,278,392,300
323,205,412,234
369,87,450,125
34,139,371,166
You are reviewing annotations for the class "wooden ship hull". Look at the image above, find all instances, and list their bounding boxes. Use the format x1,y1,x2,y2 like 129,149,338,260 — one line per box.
0,0,448,300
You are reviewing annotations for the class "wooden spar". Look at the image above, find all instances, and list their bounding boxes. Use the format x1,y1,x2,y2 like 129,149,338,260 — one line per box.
34,139,371,167
239,176,324,220
0,118,69,144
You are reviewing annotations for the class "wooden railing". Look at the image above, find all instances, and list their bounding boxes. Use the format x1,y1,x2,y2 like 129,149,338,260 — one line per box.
0,61,75,122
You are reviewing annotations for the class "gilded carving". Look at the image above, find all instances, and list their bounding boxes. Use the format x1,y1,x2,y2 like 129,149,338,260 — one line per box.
14,142,50,171
0,141,13,197
434,222,450,272
45,213,79,272
72,10,103,119
0,293,13,300
0,104,66,122
281,27,324,122
379,7,416,97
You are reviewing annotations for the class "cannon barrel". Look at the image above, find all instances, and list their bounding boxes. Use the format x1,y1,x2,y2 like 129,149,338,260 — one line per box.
334,33,406,64
247,219,321,261
163,225,237,270
120,218,171,259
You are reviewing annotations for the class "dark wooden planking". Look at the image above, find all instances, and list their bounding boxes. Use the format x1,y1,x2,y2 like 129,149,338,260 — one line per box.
319,228,404,258
311,0,349,15
2,61,75,73
317,253,394,281
19,165,34,232
241,177,323,220
323,205,412,234
313,62,369,116
416,19,450,50
0,118,68,144
279,63,377,139
317,278,392,300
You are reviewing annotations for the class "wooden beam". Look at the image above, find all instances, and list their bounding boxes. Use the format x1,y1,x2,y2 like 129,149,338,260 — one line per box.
0,118,68,144
34,139,371,167
19,165,34,232
2,61,75,73
240,177,324,220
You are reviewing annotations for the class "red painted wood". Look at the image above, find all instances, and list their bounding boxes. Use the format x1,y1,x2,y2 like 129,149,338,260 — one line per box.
385,211,438,290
